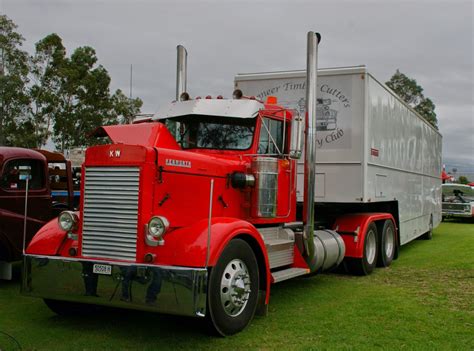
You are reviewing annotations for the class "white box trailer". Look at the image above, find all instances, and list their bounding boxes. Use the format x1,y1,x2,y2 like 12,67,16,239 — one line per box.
235,66,442,245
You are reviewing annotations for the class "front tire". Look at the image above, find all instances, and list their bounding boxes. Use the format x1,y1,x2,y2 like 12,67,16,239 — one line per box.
346,223,378,276
377,220,396,267
206,239,259,336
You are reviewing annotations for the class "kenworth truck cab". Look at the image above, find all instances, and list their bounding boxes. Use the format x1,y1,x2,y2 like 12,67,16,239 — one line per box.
23,32,407,335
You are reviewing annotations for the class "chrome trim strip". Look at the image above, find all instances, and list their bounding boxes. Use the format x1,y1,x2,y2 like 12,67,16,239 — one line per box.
22,255,208,318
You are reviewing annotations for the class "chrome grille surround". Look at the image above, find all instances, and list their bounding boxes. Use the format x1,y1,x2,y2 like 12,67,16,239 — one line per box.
82,167,140,261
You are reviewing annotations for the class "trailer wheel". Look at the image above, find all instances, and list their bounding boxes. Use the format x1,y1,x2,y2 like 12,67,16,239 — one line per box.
206,239,259,336
43,299,101,315
377,220,396,267
420,215,433,240
347,223,378,276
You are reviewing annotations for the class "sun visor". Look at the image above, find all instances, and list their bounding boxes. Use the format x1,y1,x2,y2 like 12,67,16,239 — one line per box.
153,99,264,120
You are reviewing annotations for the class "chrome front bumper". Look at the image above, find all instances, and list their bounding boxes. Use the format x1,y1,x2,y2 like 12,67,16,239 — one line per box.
442,211,472,218
22,255,208,317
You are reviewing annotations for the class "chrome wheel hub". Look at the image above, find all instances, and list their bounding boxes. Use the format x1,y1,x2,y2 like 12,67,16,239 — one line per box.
366,230,377,265
220,259,251,317
385,226,394,258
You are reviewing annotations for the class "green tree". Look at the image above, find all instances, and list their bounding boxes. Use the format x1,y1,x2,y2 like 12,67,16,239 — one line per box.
111,89,143,124
2,16,143,150
458,176,469,185
386,70,438,129
27,33,66,147
51,46,119,151
0,15,30,146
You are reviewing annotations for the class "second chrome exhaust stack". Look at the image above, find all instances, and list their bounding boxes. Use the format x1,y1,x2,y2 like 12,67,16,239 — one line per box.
176,45,188,100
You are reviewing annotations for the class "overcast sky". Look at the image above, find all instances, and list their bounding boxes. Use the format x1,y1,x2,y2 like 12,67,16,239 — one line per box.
2,0,473,168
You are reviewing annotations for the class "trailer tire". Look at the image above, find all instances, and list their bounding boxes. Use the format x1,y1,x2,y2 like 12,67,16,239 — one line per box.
377,220,395,267
346,223,378,276
43,299,101,315
206,238,259,336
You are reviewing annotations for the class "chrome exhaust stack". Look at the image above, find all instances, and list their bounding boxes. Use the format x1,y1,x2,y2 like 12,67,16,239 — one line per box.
302,31,345,272
176,45,188,100
303,31,321,271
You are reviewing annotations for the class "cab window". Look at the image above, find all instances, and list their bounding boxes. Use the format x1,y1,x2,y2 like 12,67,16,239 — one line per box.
167,115,255,150
0,159,45,190
258,117,284,155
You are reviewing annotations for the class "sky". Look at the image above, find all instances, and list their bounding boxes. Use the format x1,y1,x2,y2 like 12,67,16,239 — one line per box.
2,0,473,173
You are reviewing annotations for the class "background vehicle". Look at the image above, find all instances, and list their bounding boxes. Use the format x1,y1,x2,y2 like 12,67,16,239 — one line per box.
442,184,474,220
0,147,75,279
23,32,441,335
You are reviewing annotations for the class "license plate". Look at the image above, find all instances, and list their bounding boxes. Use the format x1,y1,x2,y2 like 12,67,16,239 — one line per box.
93,264,112,275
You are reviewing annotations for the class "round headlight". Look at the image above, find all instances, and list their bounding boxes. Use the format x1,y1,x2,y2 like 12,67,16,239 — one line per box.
148,216,169,238
58,211,78,231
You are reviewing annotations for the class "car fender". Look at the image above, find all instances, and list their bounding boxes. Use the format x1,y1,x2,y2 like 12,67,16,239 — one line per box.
26,218,67,256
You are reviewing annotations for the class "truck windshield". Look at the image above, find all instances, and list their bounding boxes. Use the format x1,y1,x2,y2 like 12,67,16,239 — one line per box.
166,115,255,150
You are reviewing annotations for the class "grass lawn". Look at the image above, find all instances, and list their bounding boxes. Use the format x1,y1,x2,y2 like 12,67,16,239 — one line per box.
0,221,473,350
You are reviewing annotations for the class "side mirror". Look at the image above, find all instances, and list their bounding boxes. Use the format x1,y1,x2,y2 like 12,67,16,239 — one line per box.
289,110,304,159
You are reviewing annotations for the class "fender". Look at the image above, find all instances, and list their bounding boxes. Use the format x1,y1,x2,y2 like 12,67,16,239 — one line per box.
333,213,397,258
26,218,67,256
0,208,46,261
150,217,271,304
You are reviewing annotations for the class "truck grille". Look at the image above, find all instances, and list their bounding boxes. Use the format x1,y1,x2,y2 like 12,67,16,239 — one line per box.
82,167,140,261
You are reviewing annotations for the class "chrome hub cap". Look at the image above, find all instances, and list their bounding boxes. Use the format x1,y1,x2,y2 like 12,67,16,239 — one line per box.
220,259,251,317
385,226,394,258
366,230,377,265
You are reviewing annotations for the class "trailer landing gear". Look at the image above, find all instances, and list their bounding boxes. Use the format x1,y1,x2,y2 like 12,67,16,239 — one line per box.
420,215,433,240
206,239,259,336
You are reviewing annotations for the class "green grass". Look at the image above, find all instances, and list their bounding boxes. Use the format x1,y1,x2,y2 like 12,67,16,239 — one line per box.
1,221,473,350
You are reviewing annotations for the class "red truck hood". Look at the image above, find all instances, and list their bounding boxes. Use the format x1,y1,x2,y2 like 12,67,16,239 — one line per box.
92,122,180,149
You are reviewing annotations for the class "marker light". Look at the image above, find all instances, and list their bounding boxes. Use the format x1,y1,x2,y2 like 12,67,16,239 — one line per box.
58,211,78,231
147,216,170,239
266,96,278,104
216,95,223,99
206,95,212,99
233,89,243,99
180,92,190,101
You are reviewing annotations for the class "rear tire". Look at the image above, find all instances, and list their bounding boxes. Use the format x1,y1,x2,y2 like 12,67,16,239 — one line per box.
377,220,396,267
346,223,378,276
206,239,259,336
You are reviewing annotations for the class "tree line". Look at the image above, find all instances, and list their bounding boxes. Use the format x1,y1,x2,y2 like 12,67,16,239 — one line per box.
0,15,143,151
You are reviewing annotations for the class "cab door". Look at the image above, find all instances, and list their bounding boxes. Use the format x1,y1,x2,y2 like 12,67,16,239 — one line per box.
257,116,293,218
0,158,51,261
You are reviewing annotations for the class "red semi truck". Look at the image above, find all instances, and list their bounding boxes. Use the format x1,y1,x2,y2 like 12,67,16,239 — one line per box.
22,32,441,335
